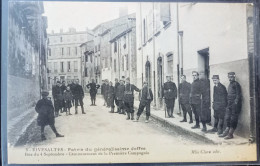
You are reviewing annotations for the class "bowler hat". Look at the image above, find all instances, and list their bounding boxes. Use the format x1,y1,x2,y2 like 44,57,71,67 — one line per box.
212,75,219,79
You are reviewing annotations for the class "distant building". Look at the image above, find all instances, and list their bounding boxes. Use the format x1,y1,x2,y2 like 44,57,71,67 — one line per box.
8,1,48,145
47,28,93,88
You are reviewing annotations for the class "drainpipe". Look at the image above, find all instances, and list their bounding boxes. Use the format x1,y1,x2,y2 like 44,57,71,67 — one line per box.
176,3,181,114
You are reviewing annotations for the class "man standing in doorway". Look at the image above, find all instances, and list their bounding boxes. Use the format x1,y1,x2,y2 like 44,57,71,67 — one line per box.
208,75,227,135
219,72,242,139
86,79,100,106
163,75,177,118
124,77,140,120
179,75,193,123
74,79,86,114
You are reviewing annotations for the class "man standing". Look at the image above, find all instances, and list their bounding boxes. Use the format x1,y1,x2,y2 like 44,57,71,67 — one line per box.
68,80,76,106
60,81,67,112
208,75,227,135
190,71,202,130
107,81,115,113
199,72,211,132
114,78,120,112
74,79,86,114
116,79,125,114
134,81,153,123
101,80,106,106
124,77,140,120
162,75,177,118
105,79,110,107
86,79,100,106
52,81,63,117
179,75,193,123
219,72,242,139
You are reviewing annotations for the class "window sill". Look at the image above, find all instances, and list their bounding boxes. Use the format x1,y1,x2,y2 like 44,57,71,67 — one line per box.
154,31,161,37
163,22,171,30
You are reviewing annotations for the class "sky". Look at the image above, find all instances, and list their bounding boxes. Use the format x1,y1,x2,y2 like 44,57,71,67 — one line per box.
43,1,138,33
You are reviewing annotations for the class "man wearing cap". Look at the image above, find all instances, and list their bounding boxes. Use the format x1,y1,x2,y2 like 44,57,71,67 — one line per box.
179,75,193,123
74,79,86,114
219,72,242,139
124,77,141,120
208,75,227,135
116,79,126,114
52,81,63,117
162,75,177,118
86,79,100,106
199,72,211,132
35,90,64,141
134,81,153,123
190,71,203,129
114,78,120,112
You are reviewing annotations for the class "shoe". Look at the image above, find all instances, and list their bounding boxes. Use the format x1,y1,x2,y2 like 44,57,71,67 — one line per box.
189,120,193,124
217,129,223,135
171,115,175,118
224,134,234,139
180,119,187,122
224,128,234,139
219,127,230,137
201,126,207,132
41,135,46,141
208,127,218,133
109,111,114,113
126,117,130,120
69,113,72,115
82,112,86,114
191,125,200,129
56,133,64,137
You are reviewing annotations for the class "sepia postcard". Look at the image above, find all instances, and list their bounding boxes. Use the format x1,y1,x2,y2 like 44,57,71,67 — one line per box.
2,0,260,165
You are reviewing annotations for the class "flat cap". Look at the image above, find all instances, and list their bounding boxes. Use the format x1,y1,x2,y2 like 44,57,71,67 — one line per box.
41,90,49,96
228,72,236,76
212,75,219,79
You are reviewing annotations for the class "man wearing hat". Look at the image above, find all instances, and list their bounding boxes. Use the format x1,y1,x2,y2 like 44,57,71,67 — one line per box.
162,75,177,118
124,77,140,120
190,71,203,129
208,75,227,135
116,79,126,114
74,79,86,114
35,90,64,141
52,81,63,117
134,81,153,123
219,72,242,139
179,75,193,123
86,79,100,106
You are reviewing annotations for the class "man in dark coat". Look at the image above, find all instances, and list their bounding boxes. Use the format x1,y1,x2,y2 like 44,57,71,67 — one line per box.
74,79,86,114
114,78,120,112
124,77,140,120
68,80,76,106
116,79,125,114
105,80,110,107
134,81,153,123
52,81,63,117
101,80,106,106
162,75,177,118
107,81,115,113
35,90,64,141
220,72,242,139
179,75,193,123
87,79,100,106
60,81,67,112
190,71,202,130
208,75,227,135
199,72,211,132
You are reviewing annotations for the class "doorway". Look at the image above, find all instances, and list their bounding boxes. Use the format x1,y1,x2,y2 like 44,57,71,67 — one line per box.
197,48,210,79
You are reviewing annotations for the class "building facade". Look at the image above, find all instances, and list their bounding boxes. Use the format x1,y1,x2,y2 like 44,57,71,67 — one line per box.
136,2,256,138
8,1,48,145
47,28,92,88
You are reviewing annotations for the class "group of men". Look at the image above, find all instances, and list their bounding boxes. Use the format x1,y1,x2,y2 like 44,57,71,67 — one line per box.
175,71,242,140
100,78,154,123
52,79,86,116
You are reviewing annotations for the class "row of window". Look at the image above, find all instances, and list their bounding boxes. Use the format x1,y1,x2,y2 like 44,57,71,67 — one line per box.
48,47,78,57
48,61,78,73
48,35,86,44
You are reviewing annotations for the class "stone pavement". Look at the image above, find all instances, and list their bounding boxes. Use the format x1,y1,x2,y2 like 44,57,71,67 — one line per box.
133,100,249,145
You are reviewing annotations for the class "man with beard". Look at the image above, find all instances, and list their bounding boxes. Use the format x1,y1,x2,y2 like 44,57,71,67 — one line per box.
219,72,242,139
124,77,140,120
162,75,177,118
52,81,63,117
87,79,100,106
74,79,86,114
208,75,227,135
179,75,193,123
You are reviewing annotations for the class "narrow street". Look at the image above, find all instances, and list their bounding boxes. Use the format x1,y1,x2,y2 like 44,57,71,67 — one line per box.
15,94,207,147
